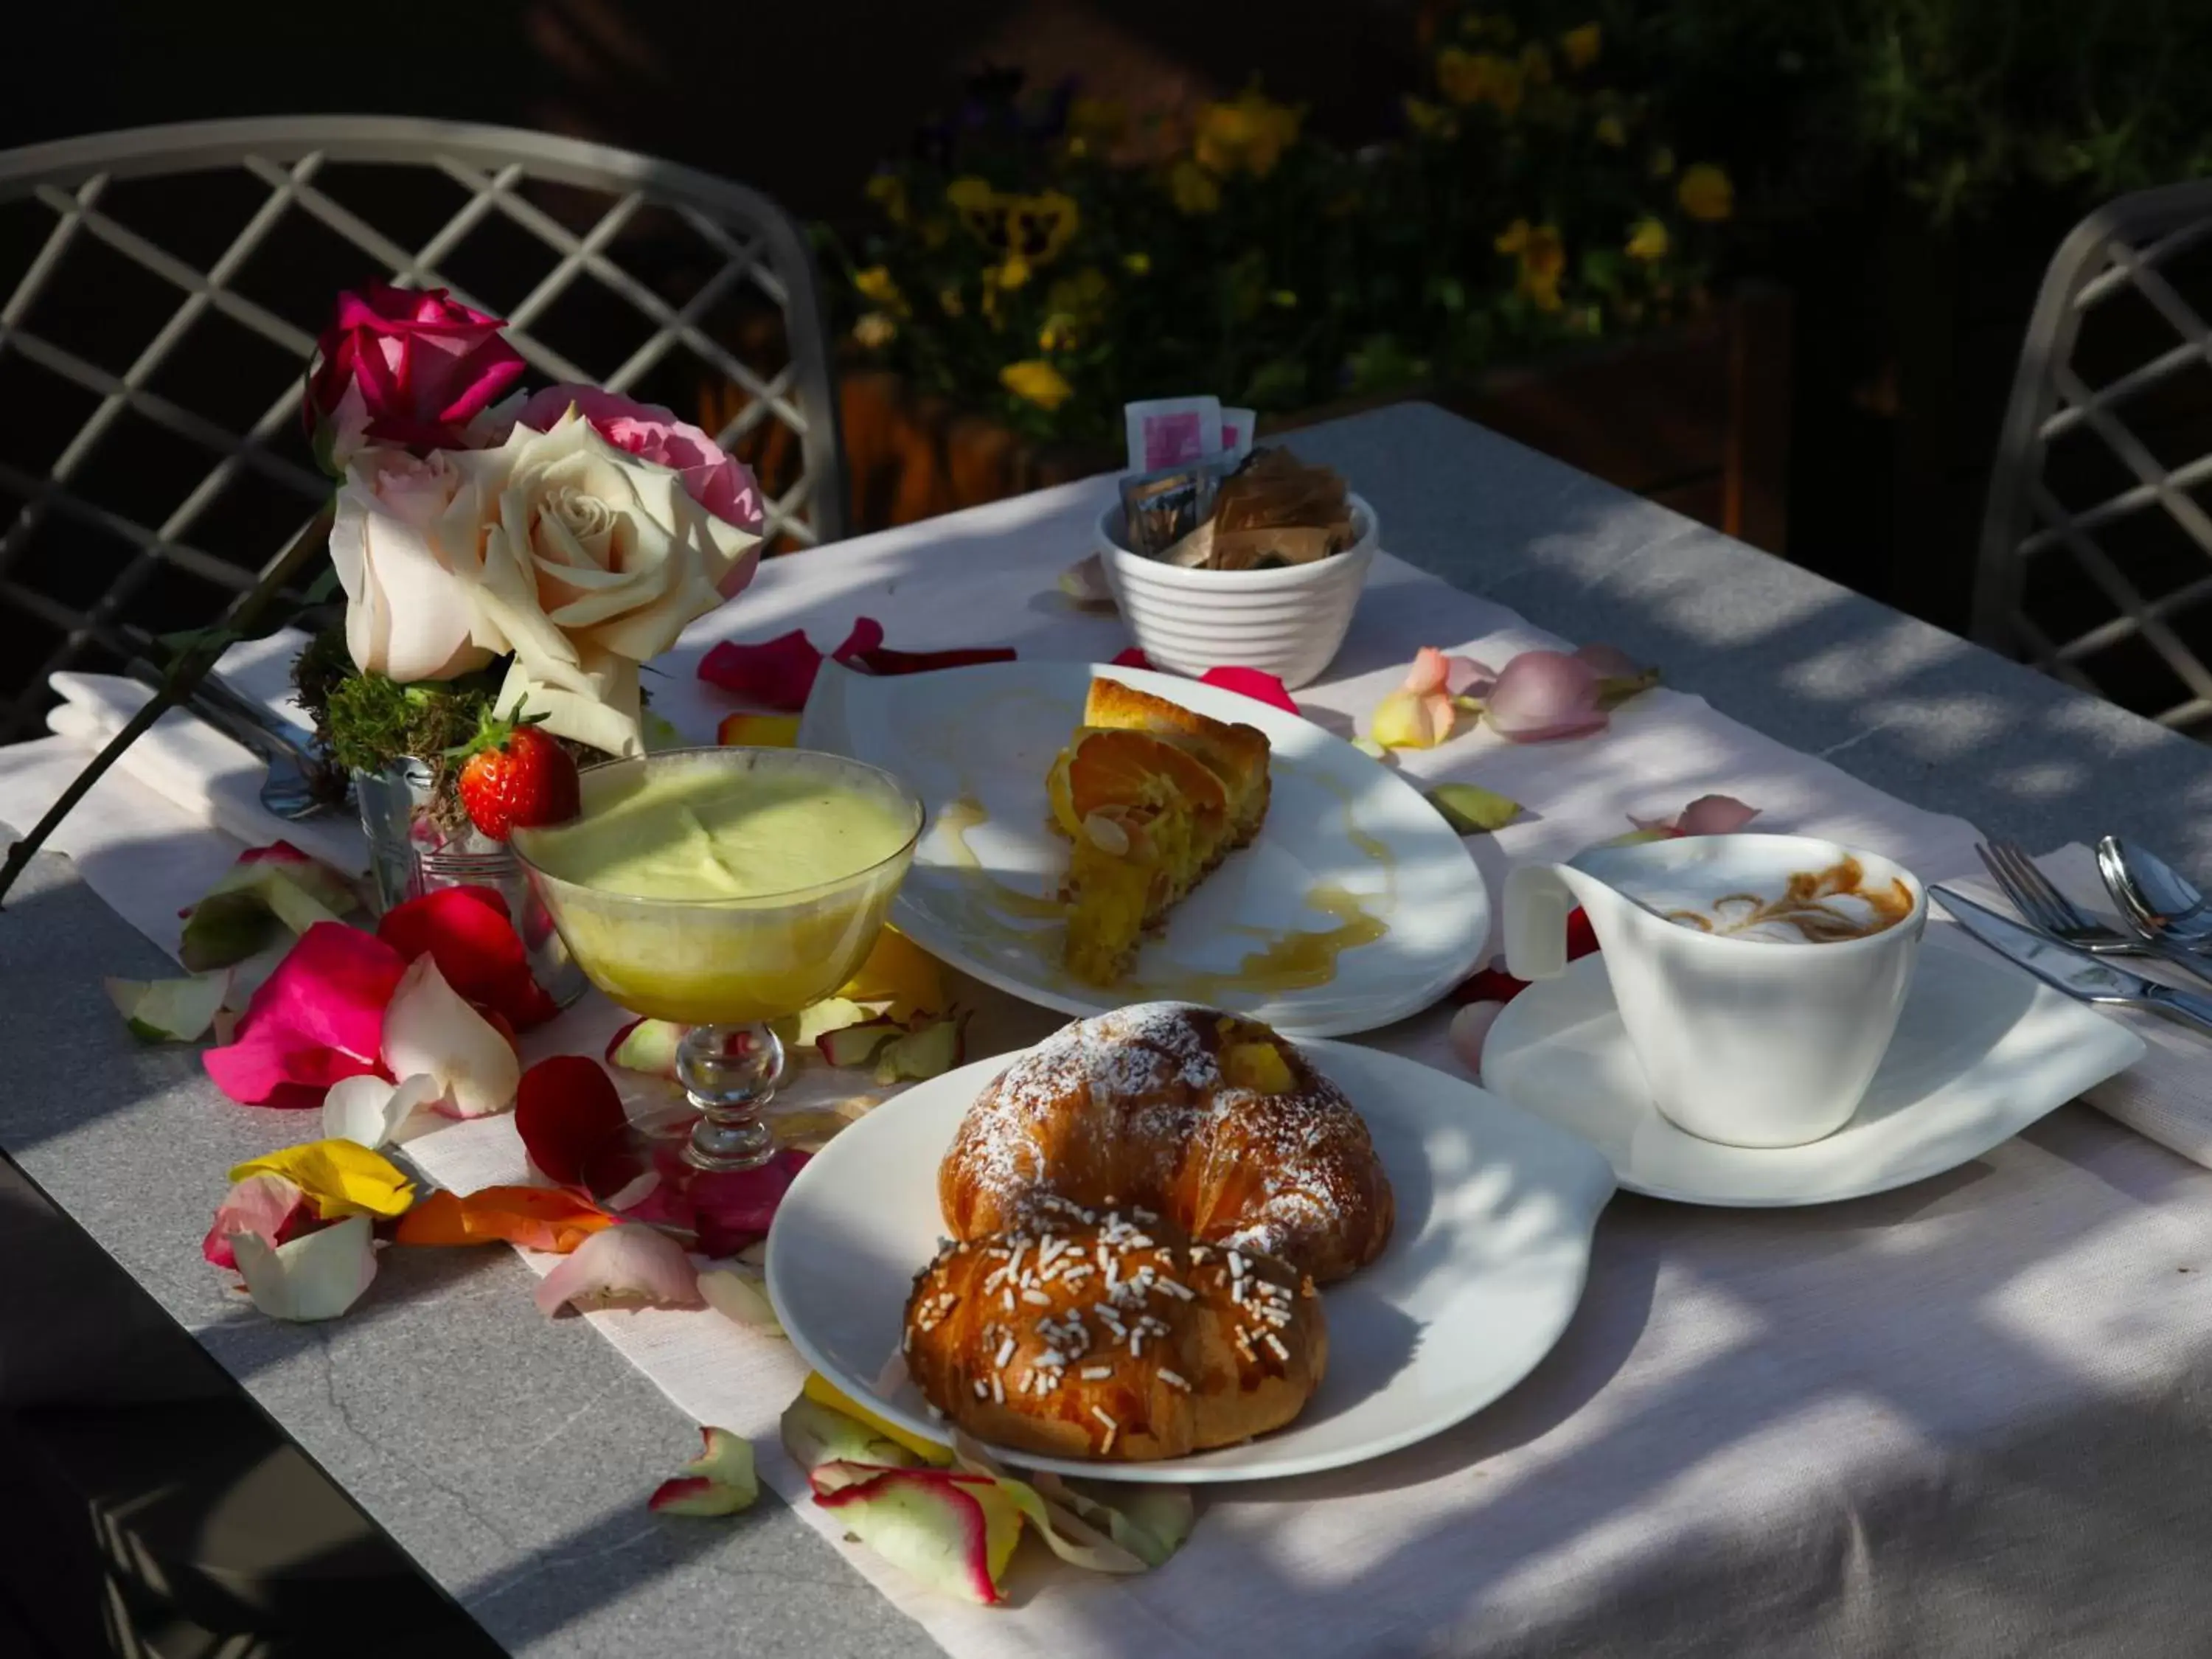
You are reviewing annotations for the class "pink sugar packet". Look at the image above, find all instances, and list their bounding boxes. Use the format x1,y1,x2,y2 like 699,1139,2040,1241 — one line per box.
1219,406,1256,463
1124,395,1222,472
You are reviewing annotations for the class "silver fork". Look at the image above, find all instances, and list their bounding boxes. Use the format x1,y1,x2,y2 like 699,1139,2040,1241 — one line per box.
1977,838,2212,985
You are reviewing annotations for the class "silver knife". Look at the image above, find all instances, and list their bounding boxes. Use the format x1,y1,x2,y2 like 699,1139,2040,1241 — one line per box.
1932,884,2212,1037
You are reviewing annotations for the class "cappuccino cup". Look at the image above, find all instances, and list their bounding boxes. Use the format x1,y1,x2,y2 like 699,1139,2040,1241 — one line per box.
1503,834,1927,1148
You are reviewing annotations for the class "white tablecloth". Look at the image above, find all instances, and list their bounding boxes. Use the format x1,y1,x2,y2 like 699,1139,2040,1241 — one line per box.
10,473,2211,1659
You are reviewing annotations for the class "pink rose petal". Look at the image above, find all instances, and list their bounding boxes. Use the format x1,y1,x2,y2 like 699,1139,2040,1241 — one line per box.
1445,655,1493,697
202,1172,316,1271
1404,646,1451,696
1482,650,1607,742
1198,666,1298,714
688,1147,811,1258
1674,793,1762,836
1572,641,1641,679
809,1463,1021,1606
698,630,827,712
517,385,765,534
533,1223,704,1315
203,923,406,1107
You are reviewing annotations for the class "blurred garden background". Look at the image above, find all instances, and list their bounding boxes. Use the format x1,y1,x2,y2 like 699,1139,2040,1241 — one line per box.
8,0,2211,635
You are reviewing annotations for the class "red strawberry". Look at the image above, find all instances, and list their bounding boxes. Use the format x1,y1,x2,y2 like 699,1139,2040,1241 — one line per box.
453,704,580,841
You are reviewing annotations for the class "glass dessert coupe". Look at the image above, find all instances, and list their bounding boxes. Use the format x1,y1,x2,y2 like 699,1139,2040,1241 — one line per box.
513,746,924,1173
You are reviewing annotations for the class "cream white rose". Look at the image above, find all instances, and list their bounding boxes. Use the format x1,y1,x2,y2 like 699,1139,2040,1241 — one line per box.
441,408,759,754
329,448,493,684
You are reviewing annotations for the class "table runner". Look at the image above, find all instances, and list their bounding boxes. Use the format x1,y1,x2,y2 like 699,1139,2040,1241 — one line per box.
10,471,2194,1658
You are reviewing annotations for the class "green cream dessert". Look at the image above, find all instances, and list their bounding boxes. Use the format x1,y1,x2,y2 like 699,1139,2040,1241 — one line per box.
523,759,916,900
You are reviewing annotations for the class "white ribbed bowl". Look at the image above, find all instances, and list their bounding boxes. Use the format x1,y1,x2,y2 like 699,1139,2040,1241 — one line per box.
1097,492,1377,689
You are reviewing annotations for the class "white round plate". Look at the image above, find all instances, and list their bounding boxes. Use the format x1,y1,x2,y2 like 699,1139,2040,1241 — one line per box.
765,1040,1615,1484
795,660,1488,1037
1481,942,2147,1207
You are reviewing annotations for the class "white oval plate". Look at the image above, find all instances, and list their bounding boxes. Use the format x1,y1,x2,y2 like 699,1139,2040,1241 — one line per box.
765,1039,1615,1484
796,661,1488,1037
1481,940,2146,1207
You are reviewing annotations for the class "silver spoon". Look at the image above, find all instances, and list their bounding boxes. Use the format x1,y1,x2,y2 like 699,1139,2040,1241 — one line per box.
2097,835,2212,957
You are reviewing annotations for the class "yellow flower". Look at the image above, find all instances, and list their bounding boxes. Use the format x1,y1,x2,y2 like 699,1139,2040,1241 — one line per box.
1439,49,1523,116
1006,191,1081,265
1560,23,1601,70
852,265,907,316
852,312,897,349
1270,289,1298,310
1046,267,1111,321
1677,163,1735,221
1001,359,1074,411
1626,217,1670,261
992,254,1032,291
864,173,909,224
1038,318,1075,353
945,175,1008,248
1067,96,1127,149
1594,112,1627,147
1121,251,1152,276
1519,43,1553,87
1193,88,1304,179
1403,94,1458,138
1649,145,1677,179
230,1141,414,1221
1497,219,1566,311
1167,158,1222,215
938,285,964,317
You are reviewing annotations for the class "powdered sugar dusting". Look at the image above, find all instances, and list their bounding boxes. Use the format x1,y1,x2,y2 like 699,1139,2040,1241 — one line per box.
940,1001,1391,1279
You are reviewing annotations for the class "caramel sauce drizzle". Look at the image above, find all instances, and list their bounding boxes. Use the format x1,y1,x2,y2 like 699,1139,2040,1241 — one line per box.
1663,856,1913,943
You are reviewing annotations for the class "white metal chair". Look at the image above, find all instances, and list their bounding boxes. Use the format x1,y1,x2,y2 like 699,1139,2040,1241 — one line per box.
0,116,847,742
1975,181,2212,737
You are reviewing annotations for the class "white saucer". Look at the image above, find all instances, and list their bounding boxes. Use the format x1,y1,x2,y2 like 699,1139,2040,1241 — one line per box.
766,1040,1614,1484
1481,939,2146,1207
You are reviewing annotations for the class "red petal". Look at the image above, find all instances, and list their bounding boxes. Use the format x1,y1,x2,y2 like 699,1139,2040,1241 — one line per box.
687,1147,810,1258
377,886,557,1032
1111,647,1152,668
698,630,827,712
1565,905,1599,960
831,617,886,659
515,1055,628,1186
1199,665,1298,714
833,616,1018,679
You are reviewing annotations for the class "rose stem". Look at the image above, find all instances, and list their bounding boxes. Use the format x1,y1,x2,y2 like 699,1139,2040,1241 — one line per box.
0,503,337,911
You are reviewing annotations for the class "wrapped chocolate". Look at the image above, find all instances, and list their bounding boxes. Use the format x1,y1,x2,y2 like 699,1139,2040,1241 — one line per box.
1119,462,1220,557
1157,448,1355,571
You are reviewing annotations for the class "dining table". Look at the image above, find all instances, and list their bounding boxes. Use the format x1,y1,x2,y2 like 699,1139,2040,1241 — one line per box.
7,400,2212,1659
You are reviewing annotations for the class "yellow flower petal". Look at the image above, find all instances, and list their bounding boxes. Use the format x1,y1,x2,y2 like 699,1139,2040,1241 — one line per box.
229,1139,415,1222
837,925,947,1019
1560,23,1601,70
1166,158,1220,216
999,358,1073,411
718,712,801,747
1494,217,1532,255
1626,217,1670,261
1594,112,1627,147
1121,251,1152,276
802,1372,952,1466
1677,163,1735,222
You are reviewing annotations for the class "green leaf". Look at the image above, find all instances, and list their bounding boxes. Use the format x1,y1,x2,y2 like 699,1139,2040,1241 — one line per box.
1426,782,1522,835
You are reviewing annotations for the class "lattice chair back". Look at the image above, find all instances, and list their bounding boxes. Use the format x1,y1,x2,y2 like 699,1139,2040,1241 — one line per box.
0,116,846,742
1975,181,2212,737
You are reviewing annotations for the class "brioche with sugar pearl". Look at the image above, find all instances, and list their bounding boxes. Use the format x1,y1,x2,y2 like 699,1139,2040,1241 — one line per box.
902,1211,1326,1461
938,1003,1394,1285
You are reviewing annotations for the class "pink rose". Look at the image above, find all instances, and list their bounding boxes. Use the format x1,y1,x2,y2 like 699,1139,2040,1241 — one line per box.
305,282,527,456
515,385,766,549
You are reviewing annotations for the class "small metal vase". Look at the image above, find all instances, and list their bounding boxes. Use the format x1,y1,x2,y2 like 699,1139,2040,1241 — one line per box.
354,759,586,1008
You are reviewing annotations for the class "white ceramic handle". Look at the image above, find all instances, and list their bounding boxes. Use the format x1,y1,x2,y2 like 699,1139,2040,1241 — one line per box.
1503,864,1578,981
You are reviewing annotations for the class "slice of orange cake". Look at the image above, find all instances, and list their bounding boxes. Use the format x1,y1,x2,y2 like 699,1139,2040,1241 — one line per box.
1047,679,1272,985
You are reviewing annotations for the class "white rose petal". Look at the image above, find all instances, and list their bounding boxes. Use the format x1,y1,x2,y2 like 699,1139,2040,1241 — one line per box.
330,448,492,683
380,957,521,1119
322,1071,447,1149
442,409,759,752
234,1214,378,1322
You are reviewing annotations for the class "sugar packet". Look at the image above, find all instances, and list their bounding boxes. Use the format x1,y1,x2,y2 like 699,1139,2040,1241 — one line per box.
1119,462,1218,555
1218,406,1257,464
1124,395,1222,473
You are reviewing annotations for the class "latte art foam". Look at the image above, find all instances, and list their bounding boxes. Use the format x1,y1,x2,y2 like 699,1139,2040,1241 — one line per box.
1643,856,1914,945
